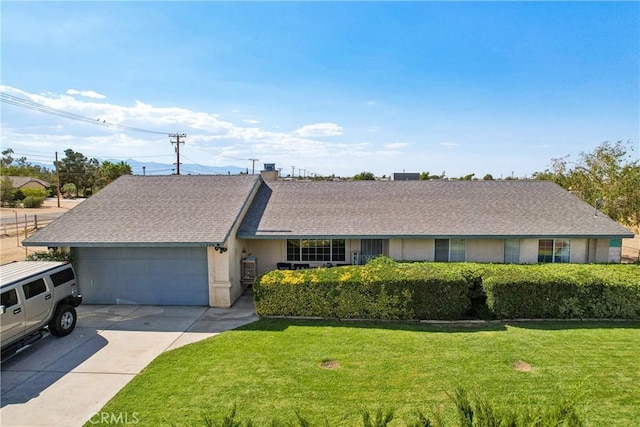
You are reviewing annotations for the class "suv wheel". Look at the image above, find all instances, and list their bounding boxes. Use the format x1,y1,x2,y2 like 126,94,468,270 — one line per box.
49,305,77,337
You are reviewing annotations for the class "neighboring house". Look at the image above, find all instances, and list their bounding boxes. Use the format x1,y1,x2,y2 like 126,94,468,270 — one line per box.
6,176,51,191
392,172,420,181
23,173,634,308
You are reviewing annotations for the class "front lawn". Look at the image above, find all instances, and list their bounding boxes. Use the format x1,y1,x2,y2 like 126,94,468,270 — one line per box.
93,319,640,426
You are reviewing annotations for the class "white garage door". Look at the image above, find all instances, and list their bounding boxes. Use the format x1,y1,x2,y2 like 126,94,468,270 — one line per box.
74,247,209,305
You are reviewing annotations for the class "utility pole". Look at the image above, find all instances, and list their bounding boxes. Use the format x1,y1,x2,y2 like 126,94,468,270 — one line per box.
55,151,61,207
248,158,259,175
169,133,186,175
142,166,146,176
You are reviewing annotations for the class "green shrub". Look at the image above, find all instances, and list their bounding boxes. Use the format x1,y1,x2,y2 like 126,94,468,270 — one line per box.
13,189,25,201
254,257,471,320
450,387,583,427
62,183,76,198
22,195,44,208
482,264,640,319
25,250,73,263
193,388,584,426
21,187,50,198
256,260,639,321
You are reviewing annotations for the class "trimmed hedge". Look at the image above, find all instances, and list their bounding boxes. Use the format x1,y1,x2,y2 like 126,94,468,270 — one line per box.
254,258,640,320
482,264,640,319
254,257,471,320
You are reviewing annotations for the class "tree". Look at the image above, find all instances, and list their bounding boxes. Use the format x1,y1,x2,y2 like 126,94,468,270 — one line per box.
352,171,376,180
62,183,77,199
483,174,494,180
533,140,640,227
420,171,446,180
1,148,55,183
459,173,476,181
1,148,14,170
1,176,15,207
55,149,99,197
99,160,132,186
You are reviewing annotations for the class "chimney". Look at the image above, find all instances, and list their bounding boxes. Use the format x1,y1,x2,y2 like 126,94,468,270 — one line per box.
260,163,279,182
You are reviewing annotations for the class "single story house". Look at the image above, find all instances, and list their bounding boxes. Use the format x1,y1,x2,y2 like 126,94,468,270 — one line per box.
6,176,51,191
23,172,634,307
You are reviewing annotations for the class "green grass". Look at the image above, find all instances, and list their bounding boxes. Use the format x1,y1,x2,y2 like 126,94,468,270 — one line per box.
93,319,640,426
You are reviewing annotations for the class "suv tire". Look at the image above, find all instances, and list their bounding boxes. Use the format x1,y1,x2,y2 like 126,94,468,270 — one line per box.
49,304,77,337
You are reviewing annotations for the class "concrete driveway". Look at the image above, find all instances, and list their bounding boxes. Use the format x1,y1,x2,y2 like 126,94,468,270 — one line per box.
0,294,258,426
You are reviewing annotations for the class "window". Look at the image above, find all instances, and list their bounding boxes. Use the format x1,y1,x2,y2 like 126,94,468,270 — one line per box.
450,239,466,262
1,289,19,308
538,239,571,263
22,278,47,299
286,239,300,261
504,239,520,264
286,239,346,262
50,267,75,287
434,239,465,262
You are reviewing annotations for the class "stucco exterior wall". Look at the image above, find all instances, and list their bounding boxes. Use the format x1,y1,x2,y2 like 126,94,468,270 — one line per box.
238,237,620,284
519,239,539,263
570,238,587,263
389,238,434,261
19,181,48,190
595,239,611,263
466,239,504,262
245,239,283,274
208,179,263,308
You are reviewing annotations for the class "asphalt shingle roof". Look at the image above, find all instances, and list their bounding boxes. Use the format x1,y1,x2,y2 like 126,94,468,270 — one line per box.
237,180,633,239
6,176,51,188
24,175,261,247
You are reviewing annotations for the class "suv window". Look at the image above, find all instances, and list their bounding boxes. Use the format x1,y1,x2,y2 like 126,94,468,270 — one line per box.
1,289,19,308
23,278,47,299
51,267,75,287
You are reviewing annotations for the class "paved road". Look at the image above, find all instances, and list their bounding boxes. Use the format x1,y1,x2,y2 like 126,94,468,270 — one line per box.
0,294,258,426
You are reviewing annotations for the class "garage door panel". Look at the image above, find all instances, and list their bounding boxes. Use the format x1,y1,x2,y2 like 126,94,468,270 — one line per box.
74,247,208,306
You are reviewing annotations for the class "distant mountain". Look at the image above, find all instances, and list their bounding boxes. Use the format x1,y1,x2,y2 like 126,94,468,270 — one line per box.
22,159,246,176
120,159,246,176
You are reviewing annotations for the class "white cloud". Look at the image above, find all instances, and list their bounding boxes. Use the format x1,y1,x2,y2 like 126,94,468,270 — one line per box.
66,89,107,99
441,142,459,147
293,122,343,137
0,85,367,176
243,119,259,125
385,142,408,149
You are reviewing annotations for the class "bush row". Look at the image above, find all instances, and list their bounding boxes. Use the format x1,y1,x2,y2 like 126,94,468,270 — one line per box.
254,257,471,320
482,264,640,319
254,258,640,320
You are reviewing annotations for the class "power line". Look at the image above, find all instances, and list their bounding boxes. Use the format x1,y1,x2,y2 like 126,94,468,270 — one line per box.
0,92,169,135
7,151,174,163
180,155,223,175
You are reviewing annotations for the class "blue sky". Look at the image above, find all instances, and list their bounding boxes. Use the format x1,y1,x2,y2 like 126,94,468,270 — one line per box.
1,1,638,177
